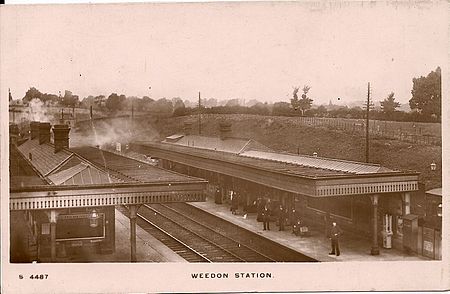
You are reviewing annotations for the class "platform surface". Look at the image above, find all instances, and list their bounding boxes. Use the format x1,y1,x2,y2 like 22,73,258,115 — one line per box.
189,196,427,262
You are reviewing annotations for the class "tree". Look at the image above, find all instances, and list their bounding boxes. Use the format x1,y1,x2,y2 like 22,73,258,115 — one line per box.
380,92,400,120
172,97,187,116
316,105,328,117
106,93,122,112
142,96,154,111
41,93,59,105
94,95,107,108
62,90,79,107
249,102,270,115
150,98,173,115
23,87,43,103
348,106,364,119
272,102,292,116
225,98,240,107
81,96,95,108
290,85,313,116
409,67,441,120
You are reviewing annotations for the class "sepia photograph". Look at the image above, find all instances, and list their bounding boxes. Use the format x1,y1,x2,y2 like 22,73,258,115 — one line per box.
1,0,448,293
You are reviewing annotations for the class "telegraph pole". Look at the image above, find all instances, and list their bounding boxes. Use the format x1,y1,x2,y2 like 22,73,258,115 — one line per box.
198,92,202,135
365,82,371,163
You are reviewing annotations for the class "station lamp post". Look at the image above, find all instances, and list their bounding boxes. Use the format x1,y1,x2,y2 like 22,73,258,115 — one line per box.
430,162,437,171
90,209,99,228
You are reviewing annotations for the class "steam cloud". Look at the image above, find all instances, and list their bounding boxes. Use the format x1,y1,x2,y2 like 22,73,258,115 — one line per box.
28,98,54,123
70,117,161,148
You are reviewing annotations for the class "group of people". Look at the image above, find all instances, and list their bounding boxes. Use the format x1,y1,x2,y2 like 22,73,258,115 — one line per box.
231,195,343,256
257,199,304,233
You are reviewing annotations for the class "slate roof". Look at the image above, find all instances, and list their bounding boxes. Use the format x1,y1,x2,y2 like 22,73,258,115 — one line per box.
240,150,393,174
144,142,351,177
47,162,120,185
17,139,72,176
164,134,272,154
10,176,47,188
149,138,403,178
14,138,120,186
71,146,202,183
9,145,46,187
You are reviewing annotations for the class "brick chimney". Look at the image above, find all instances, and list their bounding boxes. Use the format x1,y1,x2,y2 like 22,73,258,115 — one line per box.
219,122,232,140
38,122,51,145
9,123,19,145
30,121,40,140
183,122,192,135
53,124,70,153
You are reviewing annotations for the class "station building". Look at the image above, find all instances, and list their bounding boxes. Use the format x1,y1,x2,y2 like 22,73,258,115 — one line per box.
9,121,206,262
131,122,440,257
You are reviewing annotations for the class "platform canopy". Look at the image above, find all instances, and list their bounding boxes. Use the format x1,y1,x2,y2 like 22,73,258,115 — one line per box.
132,140,420,198
10,142,206,211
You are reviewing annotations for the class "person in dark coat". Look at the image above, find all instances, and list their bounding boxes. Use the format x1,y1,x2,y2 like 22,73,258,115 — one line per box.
278,205,286,231
328,222,342,256
230,192,239,215
256,198,264,222
290,209,299,226
262,206,270,231
290,209,300,234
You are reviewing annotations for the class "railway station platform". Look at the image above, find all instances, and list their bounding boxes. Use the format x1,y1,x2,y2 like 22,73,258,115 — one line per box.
10,210,186,263
189,196,428,262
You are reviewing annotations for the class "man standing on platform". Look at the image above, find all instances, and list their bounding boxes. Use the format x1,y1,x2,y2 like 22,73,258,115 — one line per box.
278,205,286,231
328,222,342,256
262,206,270,231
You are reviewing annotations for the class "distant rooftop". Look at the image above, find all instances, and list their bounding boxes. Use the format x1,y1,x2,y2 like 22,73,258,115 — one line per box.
164,134,272,154
158,133,402,177
240,150,393,174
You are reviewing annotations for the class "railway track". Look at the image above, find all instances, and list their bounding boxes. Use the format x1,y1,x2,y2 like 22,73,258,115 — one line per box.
165,203,317,262
117,206,209,262
139,204,274,262
73,146,315,262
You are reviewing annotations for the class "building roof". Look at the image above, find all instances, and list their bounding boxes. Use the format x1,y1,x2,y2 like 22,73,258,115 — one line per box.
13,133,201,188
147,135,406,179
143,141,353,177
14,137,120,186
17,139,72,176
47,162,120,185
71,146,203,183
240,150,393,174
164,134,272,154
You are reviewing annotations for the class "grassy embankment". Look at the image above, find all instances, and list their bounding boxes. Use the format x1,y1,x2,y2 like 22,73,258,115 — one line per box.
149,114,442,190
74,114,441,190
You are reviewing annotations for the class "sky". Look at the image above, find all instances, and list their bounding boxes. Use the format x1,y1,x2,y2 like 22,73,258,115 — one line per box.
1,1,448,106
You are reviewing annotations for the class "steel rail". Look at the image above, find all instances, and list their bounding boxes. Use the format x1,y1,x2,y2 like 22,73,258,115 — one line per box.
142,204,246,262
118,206,210,262
158,203,276,262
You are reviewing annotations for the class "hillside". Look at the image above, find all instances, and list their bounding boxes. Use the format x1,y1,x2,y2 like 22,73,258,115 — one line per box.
73,114,442,190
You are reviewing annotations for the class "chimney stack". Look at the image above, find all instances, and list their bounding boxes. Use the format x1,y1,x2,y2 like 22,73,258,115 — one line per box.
183,122,192,135
9,123,19,145
53,124,70,153
219,122,232,140
30,121,40,140
38,122,51,145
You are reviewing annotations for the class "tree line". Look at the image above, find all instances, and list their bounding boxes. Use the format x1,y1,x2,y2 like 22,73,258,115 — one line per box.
14,67,441,123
